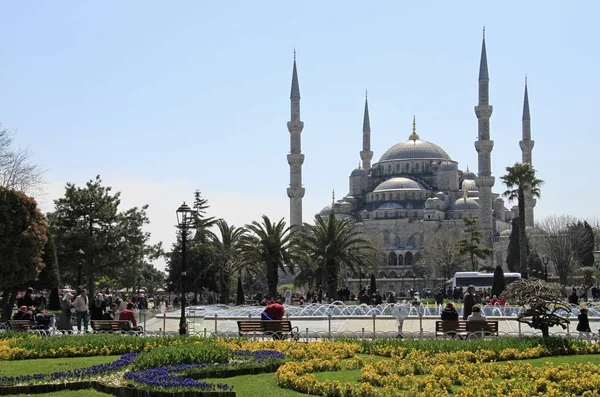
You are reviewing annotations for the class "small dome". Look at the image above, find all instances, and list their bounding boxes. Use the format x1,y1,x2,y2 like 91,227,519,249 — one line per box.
438,161,458,171
377,202,404,210
454,197,480,210
461,179,478,192
374,177,425,192
378,140,452,162
500,229,512,236
351,167,369,177
463,169,477,180
319,205,333,216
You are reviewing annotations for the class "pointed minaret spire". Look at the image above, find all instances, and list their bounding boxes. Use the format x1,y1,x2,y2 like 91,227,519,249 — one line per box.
290,51,301,100
409,115,420,141
332,189,336,204
287,51,305,231
519,77,536,227
522,77,531,121
474,28,495,253
360,90,373,169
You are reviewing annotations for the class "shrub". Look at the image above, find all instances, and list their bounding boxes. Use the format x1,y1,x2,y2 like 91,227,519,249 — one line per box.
132,341,230,370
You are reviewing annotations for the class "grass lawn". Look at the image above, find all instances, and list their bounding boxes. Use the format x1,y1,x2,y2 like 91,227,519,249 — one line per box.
500,354,600,367
10,390,111,397
204,373,310,397
0,356,119,377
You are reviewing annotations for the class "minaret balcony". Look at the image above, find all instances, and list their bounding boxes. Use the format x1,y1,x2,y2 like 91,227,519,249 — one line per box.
475,175,495,188
287,153,305,164
475,140,494,153
287,187,305,198
287,121,304,131
474,105,493,118
519,140,535,151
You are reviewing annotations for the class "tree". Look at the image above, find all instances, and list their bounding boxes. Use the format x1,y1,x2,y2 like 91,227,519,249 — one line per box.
502,278,570,338
210,220,244,304
532,215,587,286
0,125,45,196
0,187,47,320
370,274,377,295
417,227,466,280
236,275,244,305
491,265,506,297
570,221,595,267
294,211,376,299
33,231,61,310
139,264,165,295
579,267,596,301
501,163,543,279
506,218,530,273
238,216,293,298
457,216,492,271
49,176,161,297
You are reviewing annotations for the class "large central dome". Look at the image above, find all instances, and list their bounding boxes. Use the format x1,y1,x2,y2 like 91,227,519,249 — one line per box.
379,139,451,162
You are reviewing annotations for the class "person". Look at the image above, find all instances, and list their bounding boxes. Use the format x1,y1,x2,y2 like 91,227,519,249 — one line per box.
73,289,89,332
441,303,459,321
119,302,143,331
18,288,35,308
467,304,486,322
261,299,285,320
577,308,591,335
463,285,476,320
568,289,579,305
13,306,32,321
391,303,410,338
57,293,74,331
90,293,106,321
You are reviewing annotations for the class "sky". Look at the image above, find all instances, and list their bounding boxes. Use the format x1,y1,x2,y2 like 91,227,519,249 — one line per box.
1,1,598,270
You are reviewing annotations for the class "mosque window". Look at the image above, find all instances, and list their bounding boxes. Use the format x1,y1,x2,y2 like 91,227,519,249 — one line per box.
398,254,404,266
405,252,414,267
394,236,401,246
383,230,390,245
387,165,391,174
376,194,379,201
407,235,416,246
396,164,400,173
425,163,430,172
388,252,397,267
405,163,410,172
415,163,420,172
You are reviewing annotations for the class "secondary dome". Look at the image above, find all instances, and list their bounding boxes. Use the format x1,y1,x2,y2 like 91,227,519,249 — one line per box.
461,179,478,192
350,167,369,177
374,177,425,192
379,139,452,162
454,197,479,210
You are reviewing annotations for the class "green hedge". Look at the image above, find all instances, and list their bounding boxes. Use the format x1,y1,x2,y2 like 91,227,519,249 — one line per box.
131,342,230,370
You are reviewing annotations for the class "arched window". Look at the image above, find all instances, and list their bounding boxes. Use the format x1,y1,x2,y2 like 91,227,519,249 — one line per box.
415,163,420,172
425,162,430,172
387,165,391,174
407,235,416,246
394,236,401,247
405,252,414,267
398,254,404,267
389,271,397,278
376,194,379,201
396,164,400,172
405,163,410,172
388,252,397,267
383,230,390,245
378,271,387,278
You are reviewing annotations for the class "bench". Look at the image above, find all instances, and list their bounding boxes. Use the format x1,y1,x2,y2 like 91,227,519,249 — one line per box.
435,320,499,339
91,320,134,332
8,320,32,331
237,320,299,340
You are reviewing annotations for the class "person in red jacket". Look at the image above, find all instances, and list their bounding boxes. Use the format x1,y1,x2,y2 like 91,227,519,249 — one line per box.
261,299,285,320
119,303,142,330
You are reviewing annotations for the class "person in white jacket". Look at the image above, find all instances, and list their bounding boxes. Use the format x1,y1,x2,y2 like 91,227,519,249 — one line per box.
391,302,410,338
467,305,486,321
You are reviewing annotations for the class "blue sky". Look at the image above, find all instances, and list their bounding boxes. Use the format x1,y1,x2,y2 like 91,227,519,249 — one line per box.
1,1,598,269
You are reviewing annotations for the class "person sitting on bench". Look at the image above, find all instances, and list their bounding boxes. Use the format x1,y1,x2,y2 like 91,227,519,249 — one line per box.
261,299,285,320
13,306,32,321
119,303,143,331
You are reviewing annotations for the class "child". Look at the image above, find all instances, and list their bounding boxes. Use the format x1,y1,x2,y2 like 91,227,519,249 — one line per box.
577,308,591,335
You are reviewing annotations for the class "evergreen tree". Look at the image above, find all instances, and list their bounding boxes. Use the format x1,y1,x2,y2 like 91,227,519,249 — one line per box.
506,218,530,273
370,274,377,295
457,216,492,271
236,275,244,305
491,265,506,297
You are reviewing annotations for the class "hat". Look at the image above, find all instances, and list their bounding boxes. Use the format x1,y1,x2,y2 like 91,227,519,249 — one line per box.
18,306,27,312
26,288,33,293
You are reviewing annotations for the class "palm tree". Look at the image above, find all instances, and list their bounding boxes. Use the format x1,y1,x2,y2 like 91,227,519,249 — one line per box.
501,163,543,279
238,216,293,298
210,219,245,304
295,211,376,299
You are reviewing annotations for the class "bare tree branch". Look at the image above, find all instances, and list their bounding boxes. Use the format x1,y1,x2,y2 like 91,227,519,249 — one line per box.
0,125,46,196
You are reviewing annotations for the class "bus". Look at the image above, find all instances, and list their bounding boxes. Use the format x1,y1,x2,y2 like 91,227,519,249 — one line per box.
445,272,521,292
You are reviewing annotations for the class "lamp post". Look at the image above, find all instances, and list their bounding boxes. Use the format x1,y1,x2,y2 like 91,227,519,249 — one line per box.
176,202,195,336
542,256,549,282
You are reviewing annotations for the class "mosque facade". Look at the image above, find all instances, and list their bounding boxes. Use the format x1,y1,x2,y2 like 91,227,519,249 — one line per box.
286,34,534,288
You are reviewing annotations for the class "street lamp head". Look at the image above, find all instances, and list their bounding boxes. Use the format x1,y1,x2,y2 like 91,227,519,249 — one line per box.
176,202,194,227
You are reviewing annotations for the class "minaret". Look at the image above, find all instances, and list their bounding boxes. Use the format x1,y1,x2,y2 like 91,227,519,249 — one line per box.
287,51,305,230
360,91,373,169
519,78,536,227
474,28,495,247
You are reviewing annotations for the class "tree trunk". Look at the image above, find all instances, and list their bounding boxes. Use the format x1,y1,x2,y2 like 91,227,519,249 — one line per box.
219,269,230,304
540,324,549,338
1,288,18,321
326,259,338,300
267,262,278,299
518,187,529,279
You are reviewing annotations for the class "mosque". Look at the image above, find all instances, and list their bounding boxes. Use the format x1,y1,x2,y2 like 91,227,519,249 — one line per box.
286,33,535,290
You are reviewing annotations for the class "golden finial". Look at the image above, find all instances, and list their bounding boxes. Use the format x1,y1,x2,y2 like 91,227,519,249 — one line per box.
525,75,527,85
293,48,296,61
408,115,420,142
365,88,368,99
466,165,470,173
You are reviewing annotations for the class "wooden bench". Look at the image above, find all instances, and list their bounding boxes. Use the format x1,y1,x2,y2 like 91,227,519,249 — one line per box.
91,320,133,332
435,320,499,339
237,320,299,340
8,320,32,331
